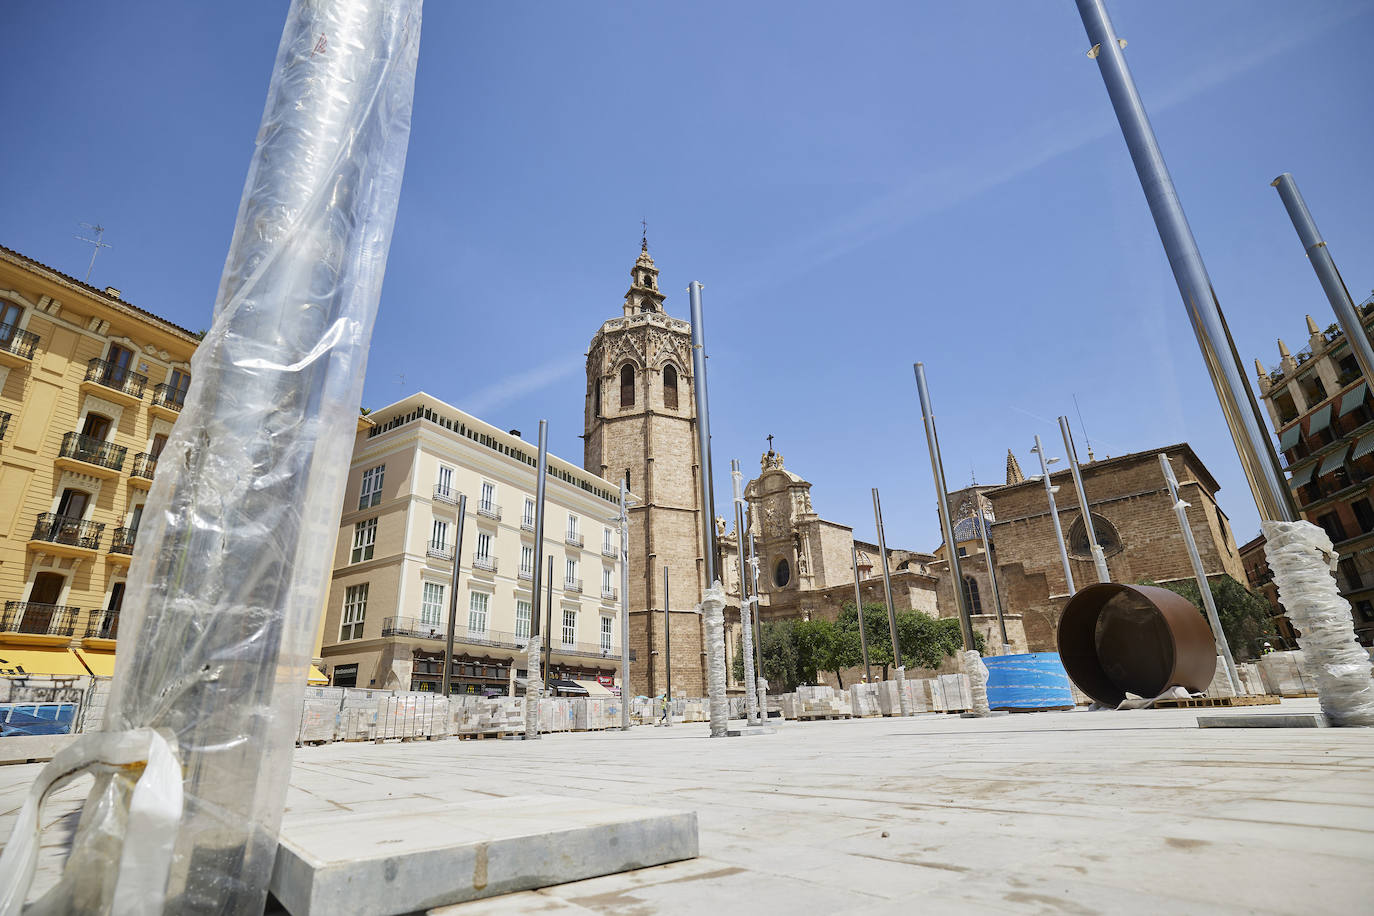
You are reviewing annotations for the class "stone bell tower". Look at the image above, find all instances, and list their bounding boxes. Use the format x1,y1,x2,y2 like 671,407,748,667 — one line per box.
584,240,707,696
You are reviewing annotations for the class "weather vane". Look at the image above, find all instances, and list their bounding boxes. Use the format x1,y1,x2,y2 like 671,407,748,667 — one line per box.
640,217,648,250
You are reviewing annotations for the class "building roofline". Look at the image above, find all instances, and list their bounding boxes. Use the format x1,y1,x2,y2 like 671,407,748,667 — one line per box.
990,441,1222,497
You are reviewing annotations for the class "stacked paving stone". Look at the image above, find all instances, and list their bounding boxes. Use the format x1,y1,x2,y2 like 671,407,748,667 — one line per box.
795,686,850,719
939,674,973,713
849,683,881,717
1258,650,1317,697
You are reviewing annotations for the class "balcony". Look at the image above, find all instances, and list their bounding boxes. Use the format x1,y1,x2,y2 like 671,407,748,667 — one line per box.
433,484,459,506
601,542,618,558
601,586,618,603
82,358,147,405
564,577,582,593
565,533,584,548
517,565,534,581
84,609,120,641
30,513,104,556
149,383,186,420
378,617,635,662
382,616,449,640
477,500,502,521
130,452,157,482
0,325,39,368
521,516,536,532
109,527,137,558
56,432,126,477
427,541,454,561
2,601,78,638
0,411,10,442
473,554,499,575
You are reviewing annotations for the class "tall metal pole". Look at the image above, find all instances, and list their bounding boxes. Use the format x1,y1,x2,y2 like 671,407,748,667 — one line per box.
1271,173,1374,387
663,565,671,726
530,420,548,676
745,507,764,690
851,542,871,682
871,488,910,716
1060,416,1111,584
1075,0,1296,524
688,281,718,587
1159,454,1243,695
543,555,554,689
1033,435,1077,595
973,497,1010,652
914,363,976,650
441,494,468,697
619,479,631,730
731,460,760,725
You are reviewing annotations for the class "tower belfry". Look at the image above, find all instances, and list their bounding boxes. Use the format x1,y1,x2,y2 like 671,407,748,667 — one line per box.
624,240,665,317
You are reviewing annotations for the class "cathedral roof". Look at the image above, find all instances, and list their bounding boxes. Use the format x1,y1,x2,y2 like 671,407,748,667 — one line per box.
952,513,991,543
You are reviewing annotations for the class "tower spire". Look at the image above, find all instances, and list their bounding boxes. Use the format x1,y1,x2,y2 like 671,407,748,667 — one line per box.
623,236,666,317
1005,449,1025,485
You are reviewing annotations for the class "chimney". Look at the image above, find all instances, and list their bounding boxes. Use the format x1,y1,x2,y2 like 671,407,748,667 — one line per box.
104,286,121,299
508,429,521,439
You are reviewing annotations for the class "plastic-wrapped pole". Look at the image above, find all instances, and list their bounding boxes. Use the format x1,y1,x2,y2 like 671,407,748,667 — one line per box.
702,583,729,737
851,542,871,682
731,460,760,725
1033,434,1077,594
1261,521,1374,726
1060,416,1111,584
747,527,767,705
619,479,631,731
1158,454,1243,695
4,4,423,912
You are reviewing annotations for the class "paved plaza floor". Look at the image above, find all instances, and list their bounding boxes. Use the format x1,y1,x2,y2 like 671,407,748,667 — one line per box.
3,699,1372,914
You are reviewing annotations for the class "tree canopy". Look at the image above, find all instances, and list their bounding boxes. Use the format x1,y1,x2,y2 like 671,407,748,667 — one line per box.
1136,575,1277,660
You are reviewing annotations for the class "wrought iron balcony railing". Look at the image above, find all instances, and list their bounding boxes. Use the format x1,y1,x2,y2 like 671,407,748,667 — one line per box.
521,516,536,532
518,566,534,581
85,609,121,640
151,382,186,412
85,358,148,399
433,484,459,506
565,533,584,548
59,431,127,472
31,513,105,550
564,577,582,593
602,586,618,602
2,601,78,637
0,411,10,441
427,541,454,561
473,554,498,574
110,527,136,555
601,542,618,558
379,616,632,661
0,324,40,360
477,500,502,521
130,452,157,480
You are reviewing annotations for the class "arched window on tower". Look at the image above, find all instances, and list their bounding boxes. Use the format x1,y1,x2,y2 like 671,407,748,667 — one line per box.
620,364,636,408
962,576,982,615
593,379,601,418
663,365,678,410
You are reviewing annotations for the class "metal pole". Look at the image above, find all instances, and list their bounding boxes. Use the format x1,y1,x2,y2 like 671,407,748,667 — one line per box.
745,506,764,686
851,542,871,682
1159,454,1244,695
1033,434,1077,595
914,363,976,651
688,280,718,587
1075,0,1296,524
663,565,671,726
543,555,554,689
973,496,1010,652
530,420,548,661
1271,173,1374,387
441,494,468,697
732,460,760,725
619,479,631,730
1060,416,1111,584
871,489,908,710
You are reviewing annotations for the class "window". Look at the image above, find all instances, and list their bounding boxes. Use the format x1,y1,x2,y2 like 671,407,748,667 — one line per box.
105,343,134,383
476,531,492,561
516,599,532,640
129,503,144,532
663,364,678,410
150,433,168,459
341,584,368,640
431,519,448,551
566,558,579,586
567,514,579,539
520,545,535,577
620,364,635,408
351,518,377,563
468,591,489,634
81,412,111,441
562,609,577,647
593,381,602,417
1353,499,1374,534
957,546,967,558
359,465,384,509
523,498,535,527
603,527,614,554
56,488,90,520
0,301,21,341
437,465,453,496
480,481,496,512
1316,511,1348,543
600,616,613,653
420,582,445,627
963,577,983,615
603,567,614,593
774,558,791,588
1067,512,1122,558
168,367,191,399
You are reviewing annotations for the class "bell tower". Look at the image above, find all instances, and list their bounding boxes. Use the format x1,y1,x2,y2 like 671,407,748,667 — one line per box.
584,241,706,696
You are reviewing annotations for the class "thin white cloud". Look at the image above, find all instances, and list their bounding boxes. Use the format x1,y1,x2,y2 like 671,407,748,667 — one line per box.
459,354,584,416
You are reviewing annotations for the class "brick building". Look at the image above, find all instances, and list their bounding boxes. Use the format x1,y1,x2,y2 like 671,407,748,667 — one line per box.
1255,301,1374,646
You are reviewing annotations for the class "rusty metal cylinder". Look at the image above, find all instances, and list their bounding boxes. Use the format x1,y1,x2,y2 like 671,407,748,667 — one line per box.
1057,583,1217,706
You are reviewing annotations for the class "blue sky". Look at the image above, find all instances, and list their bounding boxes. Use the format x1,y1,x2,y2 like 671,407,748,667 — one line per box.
4,1,1372,552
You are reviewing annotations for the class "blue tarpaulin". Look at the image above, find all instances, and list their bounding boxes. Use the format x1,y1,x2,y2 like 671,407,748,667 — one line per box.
983,653,1076,710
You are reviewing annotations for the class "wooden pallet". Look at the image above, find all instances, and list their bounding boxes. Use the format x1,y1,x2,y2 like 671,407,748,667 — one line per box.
456,730,512,740
1154,694,1281,709
796,712,852,721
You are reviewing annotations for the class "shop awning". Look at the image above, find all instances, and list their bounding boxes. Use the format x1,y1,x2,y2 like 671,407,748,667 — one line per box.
1308,404,1333,435
1353,431,1374,462
1288,463,1317,488
1279,425,1302,452
574,679,613,697
0,647,89,678
548,678,588,695
74,648,116,677
1318,447,1350,478
1339,382,1368,417
308,665,329,685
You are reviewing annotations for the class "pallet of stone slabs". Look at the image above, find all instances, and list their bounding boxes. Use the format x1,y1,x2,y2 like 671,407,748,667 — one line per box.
456,729,512,740
796,712,852,721
1154,694,1282,709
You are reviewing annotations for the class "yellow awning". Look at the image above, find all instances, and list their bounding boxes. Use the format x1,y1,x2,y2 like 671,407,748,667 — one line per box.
74,648,117,677
574,678,614,697
308,665,329,685
0,646,90,678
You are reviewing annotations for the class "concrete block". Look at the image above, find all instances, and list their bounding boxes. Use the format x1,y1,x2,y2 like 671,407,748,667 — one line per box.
1198,713,1329,728
270,794,697,915
0,733,76,764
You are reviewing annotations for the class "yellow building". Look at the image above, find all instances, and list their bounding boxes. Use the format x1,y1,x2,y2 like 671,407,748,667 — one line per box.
0,245,198,678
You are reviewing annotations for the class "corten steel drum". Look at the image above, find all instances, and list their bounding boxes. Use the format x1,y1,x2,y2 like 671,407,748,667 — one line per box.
1057,583,1217,706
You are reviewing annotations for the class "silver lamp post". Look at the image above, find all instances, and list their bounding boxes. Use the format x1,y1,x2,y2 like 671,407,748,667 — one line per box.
618,479,631,730
732,460,761,725
851,542,871,682
1060,416,1111,585
973,496,1010,652
1271,172,1374,387
1074,0,1296,524
1031,435,1076,596
663,565,671,726
1158,454,1243,695
871,488,910,715
688,280,717,587
441,494,468,697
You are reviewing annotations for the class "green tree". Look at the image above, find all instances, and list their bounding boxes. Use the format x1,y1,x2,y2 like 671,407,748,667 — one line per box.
1137,575,1277,660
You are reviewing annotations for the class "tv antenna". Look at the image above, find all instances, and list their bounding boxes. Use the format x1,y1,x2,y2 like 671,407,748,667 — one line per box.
75,222,112,283
1073,393,1095,462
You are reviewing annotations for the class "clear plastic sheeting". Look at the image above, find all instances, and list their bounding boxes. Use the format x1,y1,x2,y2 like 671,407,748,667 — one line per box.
524,641,541,739
1261,520,1374,726
963,650,991,717
3,3,424,913
702,582,729,737
893,666,912,716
